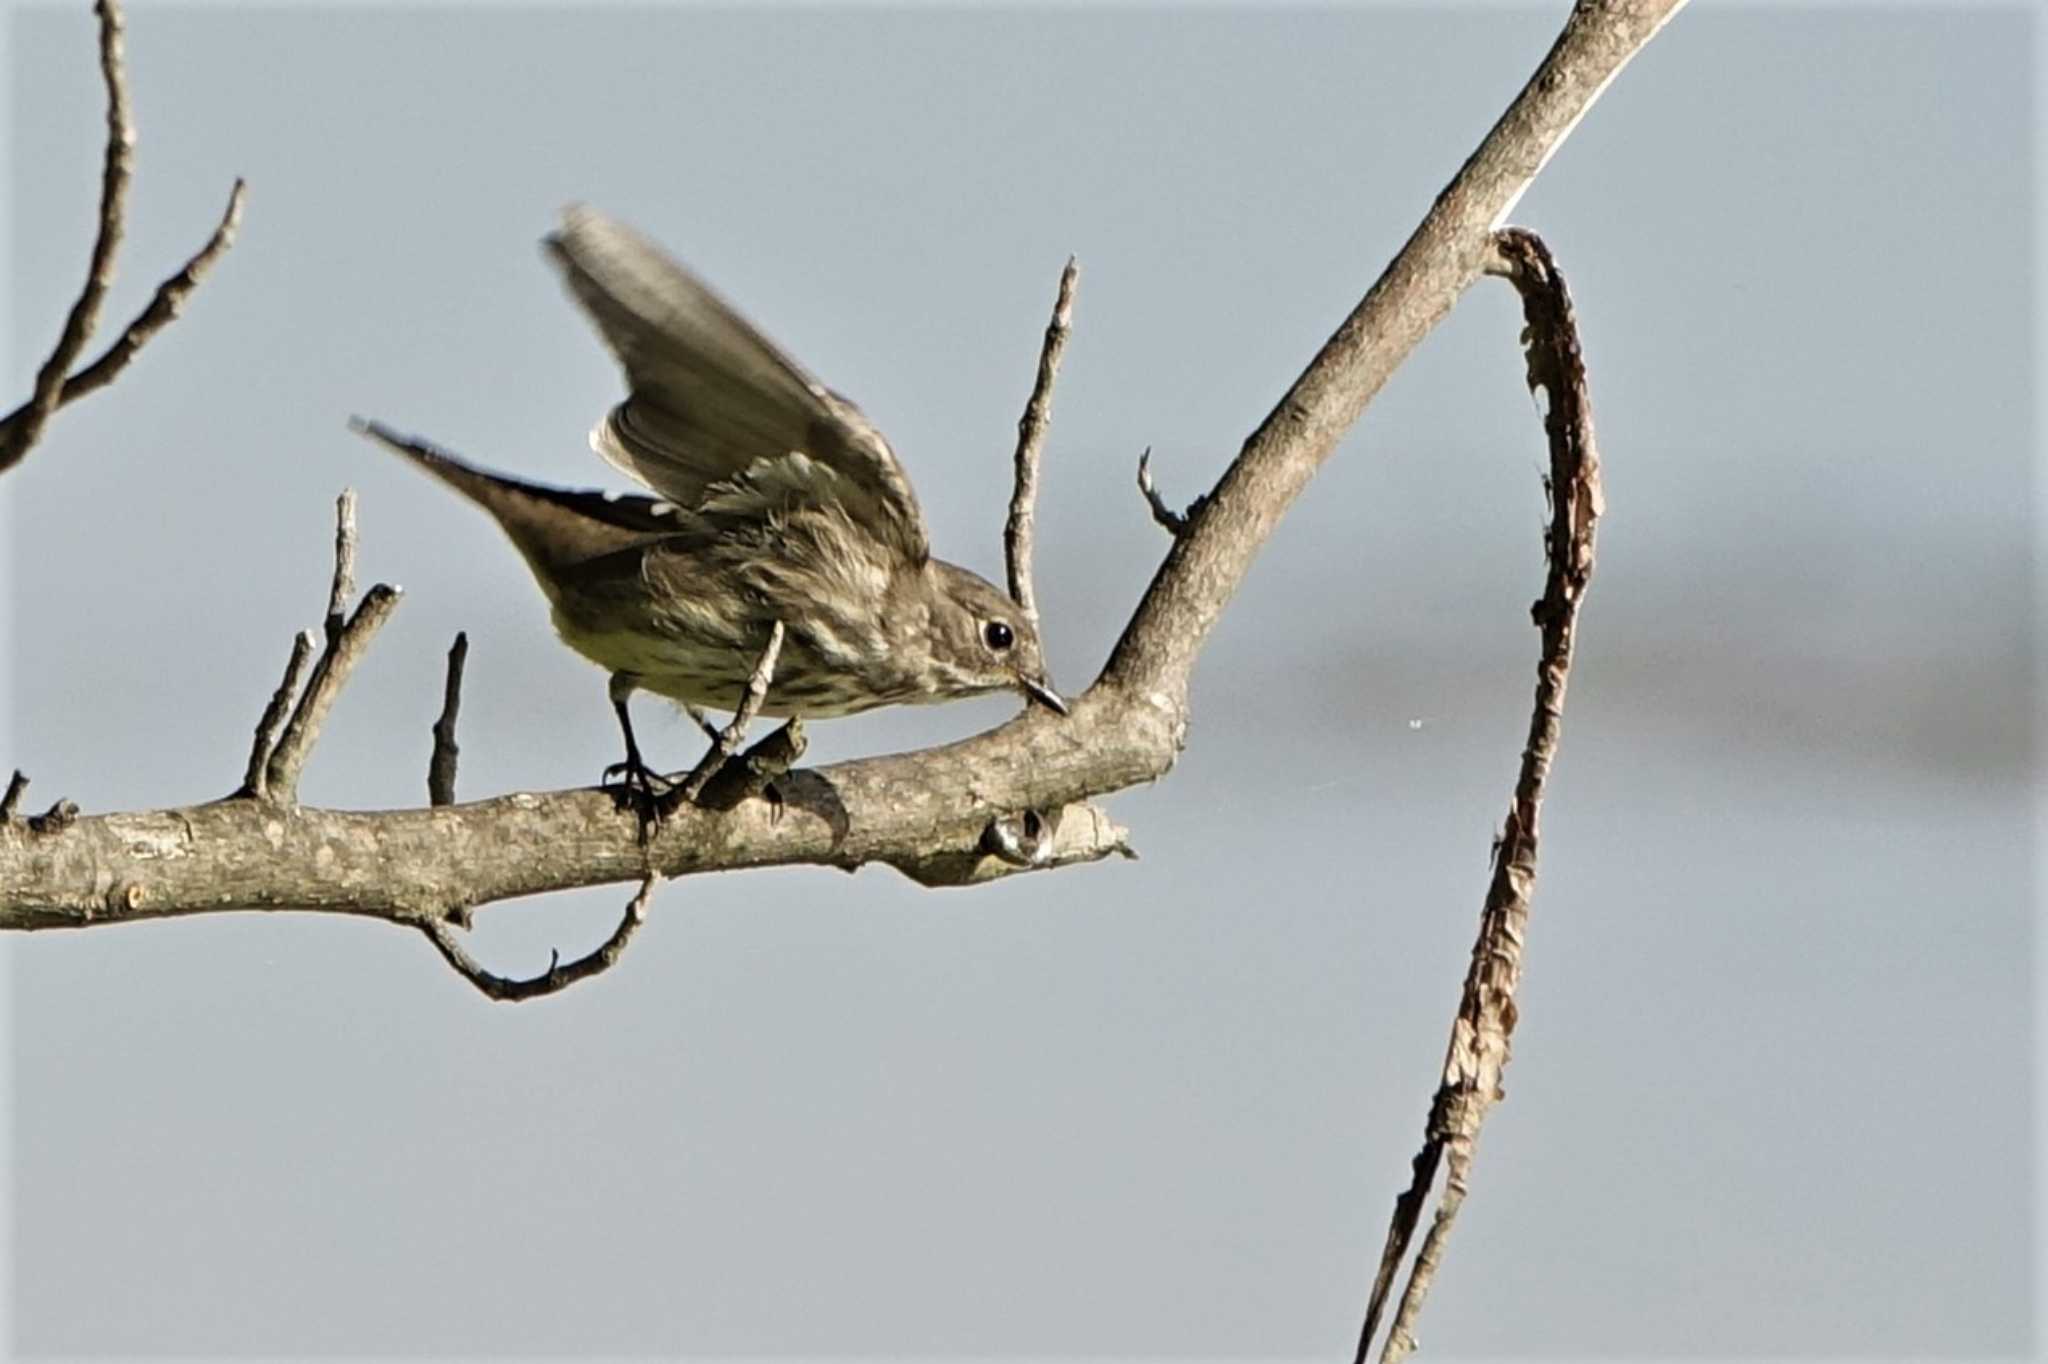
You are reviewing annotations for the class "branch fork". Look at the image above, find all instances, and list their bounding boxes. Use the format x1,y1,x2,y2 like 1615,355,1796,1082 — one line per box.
0,0,245,478
236,490,401,805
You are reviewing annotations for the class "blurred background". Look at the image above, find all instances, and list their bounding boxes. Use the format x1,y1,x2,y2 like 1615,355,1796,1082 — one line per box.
2,2,2034,1358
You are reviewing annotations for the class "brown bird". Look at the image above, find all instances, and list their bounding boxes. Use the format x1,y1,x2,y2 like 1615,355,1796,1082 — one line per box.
356,206,1062,802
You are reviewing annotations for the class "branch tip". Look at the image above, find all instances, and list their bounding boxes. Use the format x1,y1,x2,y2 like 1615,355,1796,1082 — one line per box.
239,629,316,799
1004,256,1079,629
1135,447,1194,537
264,495,402,804
428,632,469,806
328,489,360,631
1,771,28,824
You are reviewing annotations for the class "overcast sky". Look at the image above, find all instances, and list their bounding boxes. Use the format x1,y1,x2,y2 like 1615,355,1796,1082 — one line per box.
2,2,2035,1359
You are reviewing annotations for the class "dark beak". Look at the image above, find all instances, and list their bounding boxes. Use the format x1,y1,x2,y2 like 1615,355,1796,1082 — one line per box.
1020,674,1068,716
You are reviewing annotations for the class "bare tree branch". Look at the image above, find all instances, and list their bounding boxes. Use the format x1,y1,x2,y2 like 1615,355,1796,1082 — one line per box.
262,491,403,804
40,180,247,415
0,0,1678,932
0,0,133,476
421,875,658,1002
0,1,243,476
1354,226,1605,1364
1100,0,1679,706
238,629,316,799
1005,257,1078,627
428,633,469,807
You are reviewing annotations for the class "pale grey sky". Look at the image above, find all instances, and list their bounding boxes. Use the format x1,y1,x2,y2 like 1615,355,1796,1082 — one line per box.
2,2,2035,1358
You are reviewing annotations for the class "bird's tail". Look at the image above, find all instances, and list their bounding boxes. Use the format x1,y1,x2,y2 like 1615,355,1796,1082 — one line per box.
349,417,682,572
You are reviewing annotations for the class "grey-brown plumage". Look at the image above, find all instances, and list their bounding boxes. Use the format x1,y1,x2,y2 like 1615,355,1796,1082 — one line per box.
356,206,1061,792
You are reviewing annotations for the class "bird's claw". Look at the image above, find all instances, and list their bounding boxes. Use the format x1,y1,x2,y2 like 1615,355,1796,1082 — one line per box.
603,755,680,841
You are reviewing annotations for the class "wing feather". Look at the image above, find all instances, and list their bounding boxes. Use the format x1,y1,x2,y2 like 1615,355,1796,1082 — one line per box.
545,206,930,564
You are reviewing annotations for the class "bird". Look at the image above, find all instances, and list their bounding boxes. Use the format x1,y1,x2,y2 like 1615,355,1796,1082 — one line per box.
355,205,1064,808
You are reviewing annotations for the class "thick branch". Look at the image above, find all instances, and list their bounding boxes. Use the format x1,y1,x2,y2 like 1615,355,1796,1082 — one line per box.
0,699,1152,929
0,0,1672,928
1004,257,1078,627
1102,0,1680,707
1355,227,1604,1364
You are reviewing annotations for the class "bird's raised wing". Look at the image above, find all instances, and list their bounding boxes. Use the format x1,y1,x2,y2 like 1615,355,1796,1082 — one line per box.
544,206,930,565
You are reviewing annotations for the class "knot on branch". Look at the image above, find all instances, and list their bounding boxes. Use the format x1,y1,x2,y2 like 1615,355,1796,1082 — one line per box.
892,801,1135,888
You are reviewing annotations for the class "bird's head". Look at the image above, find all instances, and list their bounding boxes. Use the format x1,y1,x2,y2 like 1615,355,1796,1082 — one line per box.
922,561,1066,714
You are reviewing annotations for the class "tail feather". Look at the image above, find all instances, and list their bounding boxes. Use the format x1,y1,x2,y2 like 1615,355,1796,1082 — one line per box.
350,418,686,571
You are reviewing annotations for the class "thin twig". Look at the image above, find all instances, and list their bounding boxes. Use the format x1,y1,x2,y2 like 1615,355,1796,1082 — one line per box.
238,629,315,798
1356,227,1604,1364
0,0,133,476
421,875,658,1002
1004,257,1078,629
326,489,359,632
1,772,28,825
676,622,784,803
1135,447,1195,537
428,633,469,806
264,492,403,803
50,179,247,413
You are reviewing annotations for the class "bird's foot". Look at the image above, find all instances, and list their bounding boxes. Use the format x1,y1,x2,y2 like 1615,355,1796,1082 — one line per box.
603,755,680,841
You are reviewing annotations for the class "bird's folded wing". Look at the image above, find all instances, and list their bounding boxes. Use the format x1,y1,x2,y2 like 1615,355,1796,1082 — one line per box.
545,206,931,566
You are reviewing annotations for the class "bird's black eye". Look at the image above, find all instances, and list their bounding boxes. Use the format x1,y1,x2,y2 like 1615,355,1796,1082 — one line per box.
983,620,1015,652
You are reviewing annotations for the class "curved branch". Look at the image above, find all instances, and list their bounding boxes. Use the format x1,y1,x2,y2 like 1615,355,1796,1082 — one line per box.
421,875,657,1001
1354,227,1606,1364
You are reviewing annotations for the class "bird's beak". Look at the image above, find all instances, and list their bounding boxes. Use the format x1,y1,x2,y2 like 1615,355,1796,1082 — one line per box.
1020,673,1068,716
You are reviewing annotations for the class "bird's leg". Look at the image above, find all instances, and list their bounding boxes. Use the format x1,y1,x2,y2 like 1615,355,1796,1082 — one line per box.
601,674,675,829
677,623,786,806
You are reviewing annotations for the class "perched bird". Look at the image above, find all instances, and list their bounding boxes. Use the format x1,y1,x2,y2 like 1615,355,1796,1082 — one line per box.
357,206,1063,803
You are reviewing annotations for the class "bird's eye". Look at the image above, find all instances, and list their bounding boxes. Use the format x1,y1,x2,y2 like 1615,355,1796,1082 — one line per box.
983,620,1015,652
